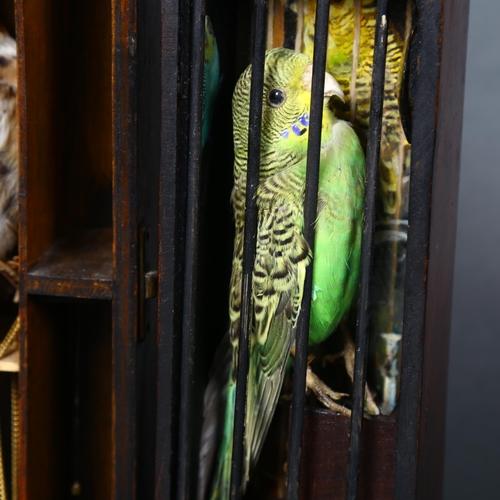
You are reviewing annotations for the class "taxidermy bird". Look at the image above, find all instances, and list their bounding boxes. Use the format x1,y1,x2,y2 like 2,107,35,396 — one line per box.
299,0,411,220
0,27,17,264
203,16,219,148
198,47,365,500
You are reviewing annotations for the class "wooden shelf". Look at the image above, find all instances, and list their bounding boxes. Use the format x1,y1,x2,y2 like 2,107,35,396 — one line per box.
26,229,113,300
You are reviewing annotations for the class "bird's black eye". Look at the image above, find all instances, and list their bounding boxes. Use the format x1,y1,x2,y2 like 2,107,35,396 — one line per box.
267,89,286,108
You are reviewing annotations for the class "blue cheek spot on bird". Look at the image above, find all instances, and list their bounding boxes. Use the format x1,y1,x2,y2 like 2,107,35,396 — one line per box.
281,129,290,139
292,123,302,136
299,113,309,126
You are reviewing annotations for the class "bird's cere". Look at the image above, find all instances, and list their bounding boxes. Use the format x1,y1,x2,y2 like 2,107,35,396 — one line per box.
301,63,345,101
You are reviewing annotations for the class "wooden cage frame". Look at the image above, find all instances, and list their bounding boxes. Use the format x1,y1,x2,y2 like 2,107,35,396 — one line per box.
0,0,470,498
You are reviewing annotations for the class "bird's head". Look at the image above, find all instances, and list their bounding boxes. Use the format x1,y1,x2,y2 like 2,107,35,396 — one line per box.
233,47,344,166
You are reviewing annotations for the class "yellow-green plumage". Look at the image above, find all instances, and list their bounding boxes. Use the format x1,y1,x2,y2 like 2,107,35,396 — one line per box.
198,48,365,500
295,1,412,408
300,0,410,219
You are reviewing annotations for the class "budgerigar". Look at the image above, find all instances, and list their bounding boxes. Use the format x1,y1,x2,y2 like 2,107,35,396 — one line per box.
0,27,17,262
202,16,219,148
299,0,410,220
198,48,365,500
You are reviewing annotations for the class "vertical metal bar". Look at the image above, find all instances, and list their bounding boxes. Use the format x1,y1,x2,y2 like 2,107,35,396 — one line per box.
345,1,389,499
155,0,180,496
230,1,267,499
176,0,206,498
286,1,330,498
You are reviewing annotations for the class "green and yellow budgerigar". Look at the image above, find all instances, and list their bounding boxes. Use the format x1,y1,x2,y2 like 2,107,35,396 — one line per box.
298,0,411,413
198,48,365,500
262,0,410,413
299,0,411,220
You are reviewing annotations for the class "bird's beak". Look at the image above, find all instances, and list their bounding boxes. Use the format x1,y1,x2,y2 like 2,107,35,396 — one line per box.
302,64,345,102
324,72,345,102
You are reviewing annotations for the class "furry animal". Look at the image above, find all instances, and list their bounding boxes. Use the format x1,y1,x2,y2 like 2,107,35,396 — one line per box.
0,27,17,261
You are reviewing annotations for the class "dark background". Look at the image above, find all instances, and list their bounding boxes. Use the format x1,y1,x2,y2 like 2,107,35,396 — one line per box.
443,1,500,498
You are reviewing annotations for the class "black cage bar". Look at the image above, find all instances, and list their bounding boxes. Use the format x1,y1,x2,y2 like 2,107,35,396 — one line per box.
286,1,333,499
346,2,388,498
176,0,207,498
230,1,267,499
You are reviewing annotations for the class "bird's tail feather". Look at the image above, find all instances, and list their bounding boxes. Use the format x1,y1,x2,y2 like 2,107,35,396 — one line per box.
210,381,236,500
198,335,232,500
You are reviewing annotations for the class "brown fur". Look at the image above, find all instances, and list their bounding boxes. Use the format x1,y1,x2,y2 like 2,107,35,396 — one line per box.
0,29,17,260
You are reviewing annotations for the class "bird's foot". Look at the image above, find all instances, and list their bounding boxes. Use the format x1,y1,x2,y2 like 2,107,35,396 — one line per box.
289,346,351,416
305,364,351,417
323,322,380,416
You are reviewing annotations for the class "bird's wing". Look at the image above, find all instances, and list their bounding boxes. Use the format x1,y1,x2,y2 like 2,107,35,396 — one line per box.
229,168,310,482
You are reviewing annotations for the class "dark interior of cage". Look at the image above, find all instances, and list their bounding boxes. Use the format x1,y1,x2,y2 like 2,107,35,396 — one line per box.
189,1,413,498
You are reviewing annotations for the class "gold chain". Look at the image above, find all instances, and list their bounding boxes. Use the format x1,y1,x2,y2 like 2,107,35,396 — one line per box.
0,317,19,358
10,376,18,500
0,316,20,500
0,423,6,500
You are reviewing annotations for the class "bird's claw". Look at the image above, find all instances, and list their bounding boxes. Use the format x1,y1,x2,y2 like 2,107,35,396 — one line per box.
305,365,351,417
289,346,351,415
323,323,380,416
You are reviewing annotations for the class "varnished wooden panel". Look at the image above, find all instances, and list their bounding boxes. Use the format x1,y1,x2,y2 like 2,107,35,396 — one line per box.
19,299,66,499
15,0,116,498
111,0,138,498
16,0,112,269
249,404,397,499
19,299,112,499
299,409,397,500
416,1,470,498
17,0,61,267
